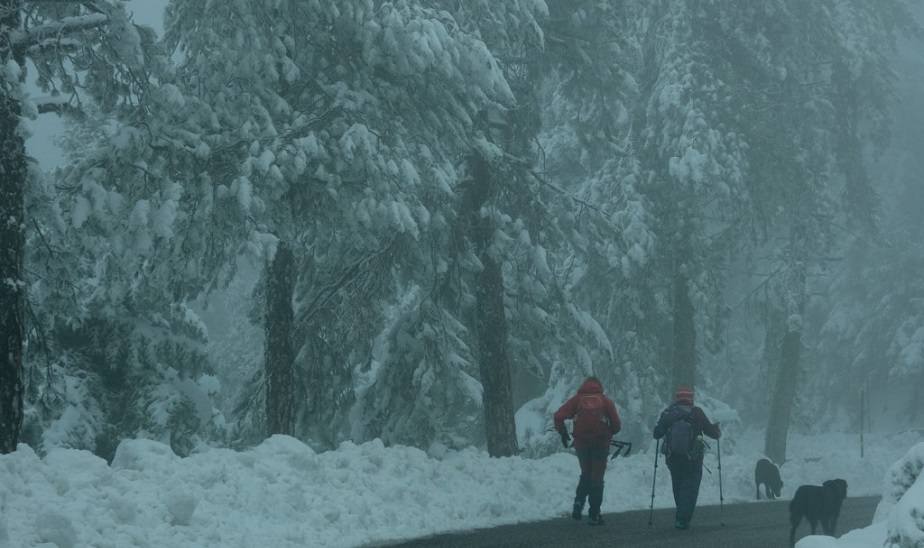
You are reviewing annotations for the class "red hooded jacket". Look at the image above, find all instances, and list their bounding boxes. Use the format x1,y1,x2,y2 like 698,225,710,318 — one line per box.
554,379,621,449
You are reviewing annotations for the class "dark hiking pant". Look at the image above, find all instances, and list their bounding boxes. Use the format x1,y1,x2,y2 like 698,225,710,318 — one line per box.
667,456,703,525
575,446,609,517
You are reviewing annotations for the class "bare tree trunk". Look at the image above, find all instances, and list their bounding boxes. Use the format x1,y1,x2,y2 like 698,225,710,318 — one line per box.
466,155,518,457
670,217,696,392
265,242,296,437
910,378,922,424
474,255,519,457
831,61,877,228
0,2,26,454
672,265,696,392
764,262,806,464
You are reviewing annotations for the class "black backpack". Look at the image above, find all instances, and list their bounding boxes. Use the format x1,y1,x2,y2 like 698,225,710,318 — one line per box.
660,405,696,459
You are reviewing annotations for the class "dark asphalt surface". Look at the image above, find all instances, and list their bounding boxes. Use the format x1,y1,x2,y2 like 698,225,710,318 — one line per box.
366,495,879,547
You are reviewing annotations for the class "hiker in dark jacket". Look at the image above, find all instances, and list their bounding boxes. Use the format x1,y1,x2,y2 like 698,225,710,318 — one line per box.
652,385,721,530
554,376,621,526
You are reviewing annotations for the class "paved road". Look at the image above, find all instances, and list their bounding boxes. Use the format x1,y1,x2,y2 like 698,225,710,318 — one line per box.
369,496,879,548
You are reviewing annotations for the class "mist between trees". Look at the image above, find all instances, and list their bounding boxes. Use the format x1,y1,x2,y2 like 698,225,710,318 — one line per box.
2,0,923,461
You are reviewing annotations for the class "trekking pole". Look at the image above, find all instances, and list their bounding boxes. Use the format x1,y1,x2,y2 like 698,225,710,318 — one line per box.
610,440,633,459
717,437,725,526
648,438,659,526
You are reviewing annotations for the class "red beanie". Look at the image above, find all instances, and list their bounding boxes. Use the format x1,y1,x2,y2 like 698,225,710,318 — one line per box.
674,386,694,404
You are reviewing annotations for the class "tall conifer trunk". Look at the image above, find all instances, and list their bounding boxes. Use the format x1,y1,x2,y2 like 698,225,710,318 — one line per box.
764,261,806,464
0,1,26,454
672,267,696,391
466,155,518,457
265,242,296,437
672,220,696,392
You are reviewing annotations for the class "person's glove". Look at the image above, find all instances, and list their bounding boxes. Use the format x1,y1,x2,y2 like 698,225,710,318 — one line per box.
559,430,571,448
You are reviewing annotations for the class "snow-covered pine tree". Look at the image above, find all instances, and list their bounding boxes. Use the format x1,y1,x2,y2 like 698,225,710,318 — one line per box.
0,0,27,454
161,0,523,451
808,5,924,430
4,1,215,456
738,0,915,462
534,0,661,430
672,0,919,460
621,1,749,401
415,0,551,457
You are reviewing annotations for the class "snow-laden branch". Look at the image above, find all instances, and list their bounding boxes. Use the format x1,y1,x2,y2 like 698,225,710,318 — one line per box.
293,238,397,342
32,94,70,114
8,13,108,50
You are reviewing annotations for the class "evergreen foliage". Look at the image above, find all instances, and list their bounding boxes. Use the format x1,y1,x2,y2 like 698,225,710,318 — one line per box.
7,0,923,459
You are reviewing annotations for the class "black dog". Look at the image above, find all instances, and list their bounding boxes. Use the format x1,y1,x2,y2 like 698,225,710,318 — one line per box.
789,479,848,547
755,458,783,500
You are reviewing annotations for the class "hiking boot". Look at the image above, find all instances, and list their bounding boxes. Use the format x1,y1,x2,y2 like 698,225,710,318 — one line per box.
588,513,605,526
587,479,605,525
674,519,689,529
571,499,583,521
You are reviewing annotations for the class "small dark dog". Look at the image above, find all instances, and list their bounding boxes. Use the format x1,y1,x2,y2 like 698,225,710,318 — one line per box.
755,458,783,500
789,479,848,547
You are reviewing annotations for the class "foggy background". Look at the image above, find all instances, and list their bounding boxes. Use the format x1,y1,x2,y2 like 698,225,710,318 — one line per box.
13,0,924,465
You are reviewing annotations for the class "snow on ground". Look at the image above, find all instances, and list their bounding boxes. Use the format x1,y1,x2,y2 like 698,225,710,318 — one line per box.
0,428,921,547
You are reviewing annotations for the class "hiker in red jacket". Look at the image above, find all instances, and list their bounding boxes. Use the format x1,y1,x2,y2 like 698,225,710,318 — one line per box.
554,376,621,525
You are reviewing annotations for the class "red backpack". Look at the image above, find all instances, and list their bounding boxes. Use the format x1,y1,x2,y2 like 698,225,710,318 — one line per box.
573,394,610,442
